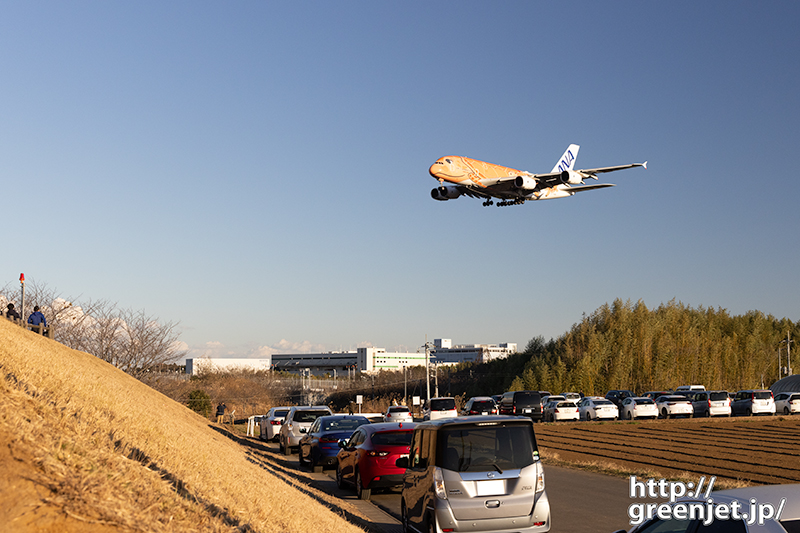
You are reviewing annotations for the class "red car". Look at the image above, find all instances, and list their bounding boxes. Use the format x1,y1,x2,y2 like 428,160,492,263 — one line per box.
335,422,416,500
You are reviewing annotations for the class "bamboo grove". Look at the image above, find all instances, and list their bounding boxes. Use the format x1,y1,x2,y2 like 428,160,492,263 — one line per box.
504,299,798,396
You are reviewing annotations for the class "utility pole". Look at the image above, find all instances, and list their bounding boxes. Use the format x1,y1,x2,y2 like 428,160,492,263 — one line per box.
782,333,794,377
423,336,432,404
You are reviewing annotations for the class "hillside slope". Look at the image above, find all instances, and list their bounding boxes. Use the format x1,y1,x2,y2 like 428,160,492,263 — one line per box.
0,319,365,533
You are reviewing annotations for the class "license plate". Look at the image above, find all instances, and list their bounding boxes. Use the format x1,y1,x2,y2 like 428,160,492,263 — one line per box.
523,408,532,414
476,480,504,496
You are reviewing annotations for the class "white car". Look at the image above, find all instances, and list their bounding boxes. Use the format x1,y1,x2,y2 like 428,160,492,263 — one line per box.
620,397,658,420
774,392,800,415
655,395,694,419
422,397,457,421
691,390,732,417
561,392,582,404
260,406,291,441
383,405,413,423
278,405,333,455
543,400,579,422
578,397,619,421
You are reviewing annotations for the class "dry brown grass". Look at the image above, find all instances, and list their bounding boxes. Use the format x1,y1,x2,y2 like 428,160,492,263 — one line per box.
0,319,365,532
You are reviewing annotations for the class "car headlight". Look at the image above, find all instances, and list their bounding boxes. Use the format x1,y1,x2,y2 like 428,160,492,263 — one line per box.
434,467,447,500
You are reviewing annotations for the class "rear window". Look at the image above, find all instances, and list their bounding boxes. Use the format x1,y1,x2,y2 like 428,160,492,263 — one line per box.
389,406,410,413
594,400,614,406
791,394,800,401
471,401,495,411
709,392,728,401
753,391,772,400
322,418,367,431
371,430,414,446
430,398,456,411
438,423,537,472
513,392,541,406
274,409,289,417
635,399,655,405
294,410,329,423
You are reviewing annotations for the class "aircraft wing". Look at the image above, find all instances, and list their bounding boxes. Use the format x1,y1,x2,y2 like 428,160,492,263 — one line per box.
561,183,616,193
576,161,647,176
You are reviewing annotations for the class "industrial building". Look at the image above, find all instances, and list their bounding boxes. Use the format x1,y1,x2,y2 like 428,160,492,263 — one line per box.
186,339,517,376
185,357,271,375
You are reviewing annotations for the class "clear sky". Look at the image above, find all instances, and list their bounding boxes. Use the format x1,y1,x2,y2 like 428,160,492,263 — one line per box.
2,2,799,361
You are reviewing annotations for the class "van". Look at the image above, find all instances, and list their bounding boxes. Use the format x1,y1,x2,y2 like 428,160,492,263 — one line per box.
676,385,706,393
398,416,550,533
423,397,458,421
731,390,775,416
498,390,543,422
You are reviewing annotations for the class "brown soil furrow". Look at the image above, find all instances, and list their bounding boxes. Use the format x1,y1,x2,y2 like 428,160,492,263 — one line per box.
539,438,799,484
537,433,800,476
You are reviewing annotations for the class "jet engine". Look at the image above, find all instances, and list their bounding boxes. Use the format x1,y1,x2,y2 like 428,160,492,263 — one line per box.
559,170,584,185
431,186,462,201
513,175,538,191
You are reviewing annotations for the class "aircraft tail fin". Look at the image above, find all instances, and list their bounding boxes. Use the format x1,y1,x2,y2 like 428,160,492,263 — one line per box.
551,144,580,173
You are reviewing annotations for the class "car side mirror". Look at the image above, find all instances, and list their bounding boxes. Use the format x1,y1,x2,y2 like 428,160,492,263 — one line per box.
338,439,347,449
300,428,307,434
395,457,409,469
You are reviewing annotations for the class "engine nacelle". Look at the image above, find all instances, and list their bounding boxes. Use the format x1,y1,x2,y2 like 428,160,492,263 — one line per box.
559,170,584,185
431,186,462,201
513,175,538,191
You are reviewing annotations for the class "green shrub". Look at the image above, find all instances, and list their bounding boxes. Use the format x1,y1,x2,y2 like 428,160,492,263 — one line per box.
187,389,212,417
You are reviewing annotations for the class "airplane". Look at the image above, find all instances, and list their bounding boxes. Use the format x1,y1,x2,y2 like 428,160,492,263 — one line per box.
429,144,646,207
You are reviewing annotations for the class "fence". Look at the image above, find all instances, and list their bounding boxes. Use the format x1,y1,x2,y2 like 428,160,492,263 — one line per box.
3,315,55,339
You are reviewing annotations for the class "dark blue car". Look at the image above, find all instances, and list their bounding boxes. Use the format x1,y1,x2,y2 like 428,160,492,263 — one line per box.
298,415,370,472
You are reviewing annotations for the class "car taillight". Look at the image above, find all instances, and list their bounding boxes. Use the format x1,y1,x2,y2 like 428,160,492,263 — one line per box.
271,420,282,425
367,451,389,457
469,410,478,414
386,413,392,417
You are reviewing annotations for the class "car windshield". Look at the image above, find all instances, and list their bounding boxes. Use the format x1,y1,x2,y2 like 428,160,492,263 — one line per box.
371,430,414,446
438,423,536,472
709,392,728,401
322,418,367,431
752,391,772,400
430,398,456,411
294,410,328,423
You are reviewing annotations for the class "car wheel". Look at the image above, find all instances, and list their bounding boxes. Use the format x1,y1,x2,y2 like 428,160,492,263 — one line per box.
785,407,790,415
427,513,437,533
746,408,753,417
356,469,371,500
586,413,592,422
312,455,323,473
283,441,291,456
336,466,346,489
626,411,632,420
662,408,670,419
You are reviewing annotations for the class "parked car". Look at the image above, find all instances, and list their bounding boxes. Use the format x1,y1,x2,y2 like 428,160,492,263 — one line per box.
620,397,658,420
690,390,731,417
278,405,333,455
260,406,291,441
498,390,543,422
655,395,693,419
460,396,498,416
675,384,706,393
642,391,672,401
422,397,458,421
543,400,579,422
732,389,776,416
605,390,635,410
560,392,582,404
397,416,550,533
540,394,565,406
613,483,800,533
383,405,413,423
298,415,370,472
775,392,800,415
578,397,619,421
336,421,416,500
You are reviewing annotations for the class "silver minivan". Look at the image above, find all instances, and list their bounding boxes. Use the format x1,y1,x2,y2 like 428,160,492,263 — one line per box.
398,416,550,533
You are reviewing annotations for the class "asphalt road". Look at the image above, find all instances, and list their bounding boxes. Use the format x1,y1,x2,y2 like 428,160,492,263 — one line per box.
274,441,643,533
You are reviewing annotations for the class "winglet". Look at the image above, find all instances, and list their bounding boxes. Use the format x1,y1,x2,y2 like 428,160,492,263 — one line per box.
642,161,648,170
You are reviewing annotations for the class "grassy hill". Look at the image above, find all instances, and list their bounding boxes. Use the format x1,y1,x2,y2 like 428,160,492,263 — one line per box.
0,318,365,533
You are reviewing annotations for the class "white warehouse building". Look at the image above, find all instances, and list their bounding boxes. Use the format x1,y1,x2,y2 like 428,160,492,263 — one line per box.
186,339,517,376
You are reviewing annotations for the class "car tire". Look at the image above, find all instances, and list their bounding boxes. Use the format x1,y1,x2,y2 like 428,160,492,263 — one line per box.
626,411,632,420
662,409,670,419
356,470,371,500
427,513,437,533
336,466,346,489
785,407,790,415
283,441,291,456
586,413,592,422
312,455,323,473
401,500,410,533
746,408,753,417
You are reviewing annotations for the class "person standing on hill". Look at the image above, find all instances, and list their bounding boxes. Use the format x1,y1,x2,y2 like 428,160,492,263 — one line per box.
216,402,227,424
27,306,47,334
6,303,21,320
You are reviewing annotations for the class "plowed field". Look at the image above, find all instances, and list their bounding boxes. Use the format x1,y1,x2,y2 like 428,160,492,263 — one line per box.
535,415,800,485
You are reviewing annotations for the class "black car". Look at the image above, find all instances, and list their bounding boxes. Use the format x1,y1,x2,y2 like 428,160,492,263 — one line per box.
498,390,542,422
605,389,635,410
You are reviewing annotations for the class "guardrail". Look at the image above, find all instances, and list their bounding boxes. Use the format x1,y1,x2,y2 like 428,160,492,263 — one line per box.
3,315,55,339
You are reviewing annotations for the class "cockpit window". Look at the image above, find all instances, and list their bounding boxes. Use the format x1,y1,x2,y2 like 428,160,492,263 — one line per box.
445,158,452,164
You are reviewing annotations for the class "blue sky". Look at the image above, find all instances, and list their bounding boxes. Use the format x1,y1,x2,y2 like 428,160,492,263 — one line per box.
2,2,798,360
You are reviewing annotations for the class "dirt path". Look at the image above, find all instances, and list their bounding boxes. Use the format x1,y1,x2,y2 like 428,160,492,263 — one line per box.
535,415,800,485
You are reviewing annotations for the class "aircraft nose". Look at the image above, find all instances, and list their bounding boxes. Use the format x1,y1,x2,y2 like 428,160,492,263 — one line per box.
429,162,442,178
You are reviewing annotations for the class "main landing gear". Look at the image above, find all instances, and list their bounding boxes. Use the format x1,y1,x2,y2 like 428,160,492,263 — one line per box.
482,200,494,206
495,199,525,207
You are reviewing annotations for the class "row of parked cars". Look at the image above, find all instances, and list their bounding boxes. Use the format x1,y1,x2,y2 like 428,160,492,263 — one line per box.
258,403,550,532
